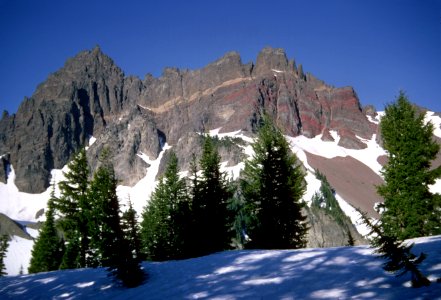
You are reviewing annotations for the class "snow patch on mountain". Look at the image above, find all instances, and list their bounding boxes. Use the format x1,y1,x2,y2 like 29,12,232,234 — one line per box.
287,132,386,177
0,166,50,222
335,194,370,236
425,111,441,138
85,135,97,150
116,143,171,215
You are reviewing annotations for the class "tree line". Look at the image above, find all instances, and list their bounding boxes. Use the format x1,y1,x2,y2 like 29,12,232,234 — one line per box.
27,115,308,286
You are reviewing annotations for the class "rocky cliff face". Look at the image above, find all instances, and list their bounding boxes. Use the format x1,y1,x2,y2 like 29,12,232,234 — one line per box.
0,46,376,193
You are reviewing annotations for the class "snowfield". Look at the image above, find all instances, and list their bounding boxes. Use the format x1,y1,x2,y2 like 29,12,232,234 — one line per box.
1,235,441,299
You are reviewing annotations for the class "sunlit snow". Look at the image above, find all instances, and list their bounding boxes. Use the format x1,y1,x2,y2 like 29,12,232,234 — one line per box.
4,236,33,276
425,111,441,139
287,132,386,177
116,143,171,214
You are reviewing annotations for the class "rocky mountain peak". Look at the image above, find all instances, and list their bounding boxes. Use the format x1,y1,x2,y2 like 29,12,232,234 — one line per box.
254,47,292,75
0,47,378,193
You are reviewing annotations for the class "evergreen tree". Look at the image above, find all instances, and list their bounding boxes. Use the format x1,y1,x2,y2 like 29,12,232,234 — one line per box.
90,153,144,287
141,151,191,260
378,92,441,239
0,235,8,276
240,116,307,249
88,156,123,267
28,188,64,273
358,210,430,288
121,199,142,261
55,148,91,269
191,136,233,256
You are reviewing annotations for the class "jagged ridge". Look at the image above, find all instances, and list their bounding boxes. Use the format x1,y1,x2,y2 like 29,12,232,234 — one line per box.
0,46,376,193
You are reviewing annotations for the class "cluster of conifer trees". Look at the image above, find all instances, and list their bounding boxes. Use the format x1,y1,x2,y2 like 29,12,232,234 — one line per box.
27,116,308,286
140,116,308,260
28,150,144,287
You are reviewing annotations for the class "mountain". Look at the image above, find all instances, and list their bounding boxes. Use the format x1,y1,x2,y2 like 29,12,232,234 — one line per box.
1,235,441,299
0,46,377,194
1,47,441,275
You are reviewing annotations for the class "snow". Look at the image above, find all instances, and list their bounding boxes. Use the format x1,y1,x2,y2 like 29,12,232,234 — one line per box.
0,166,51,222
287,132,386,177
1,235,441,299
25,228,39,239
425,111,441,139
430,179,441,195
116,143,171,214
4,236,34,276
334,194,370,236
88,135,96,147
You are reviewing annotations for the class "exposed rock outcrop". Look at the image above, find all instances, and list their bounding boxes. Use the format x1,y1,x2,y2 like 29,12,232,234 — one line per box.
306,207,365,248
0,46,377,193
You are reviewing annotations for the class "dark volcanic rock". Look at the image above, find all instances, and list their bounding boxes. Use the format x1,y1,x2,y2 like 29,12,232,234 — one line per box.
254,47,293,76
0,46,127,192
87,106,162,187
0,154,10,184
1,46,378,193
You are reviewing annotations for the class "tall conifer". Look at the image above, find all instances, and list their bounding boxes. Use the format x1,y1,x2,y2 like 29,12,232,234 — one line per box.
55,148,91,269
378,92,441,239
90,151,144,287
192,136,233,256
121,199,142,261
28,187,64,273
240,116,307,249
141,151,191,260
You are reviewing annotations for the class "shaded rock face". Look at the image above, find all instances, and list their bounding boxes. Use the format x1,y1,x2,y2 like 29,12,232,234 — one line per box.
0,213,33,240
0,46,376,193
305,207,365,248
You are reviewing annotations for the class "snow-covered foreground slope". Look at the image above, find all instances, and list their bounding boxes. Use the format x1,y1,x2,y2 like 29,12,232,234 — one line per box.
1,235,441,299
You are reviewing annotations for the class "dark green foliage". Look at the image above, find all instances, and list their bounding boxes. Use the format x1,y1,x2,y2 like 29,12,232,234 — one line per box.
311,171,348,226
346,229,355,247
90,153,144,287
358,210,430,288
28,188,64,273
191,136,234,256
240,116,307,249
121,199,143,261
378,92,441,239
88,160,123,268
228,189,248,249
0,235,8,276
55,148,91,269
141,152,192,260
209,135,246,149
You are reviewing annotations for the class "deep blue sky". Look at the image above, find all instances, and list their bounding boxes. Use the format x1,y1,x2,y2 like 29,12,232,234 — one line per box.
0,0,440,114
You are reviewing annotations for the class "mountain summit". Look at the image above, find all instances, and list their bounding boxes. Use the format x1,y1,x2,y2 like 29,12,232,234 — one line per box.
0,47,376,194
